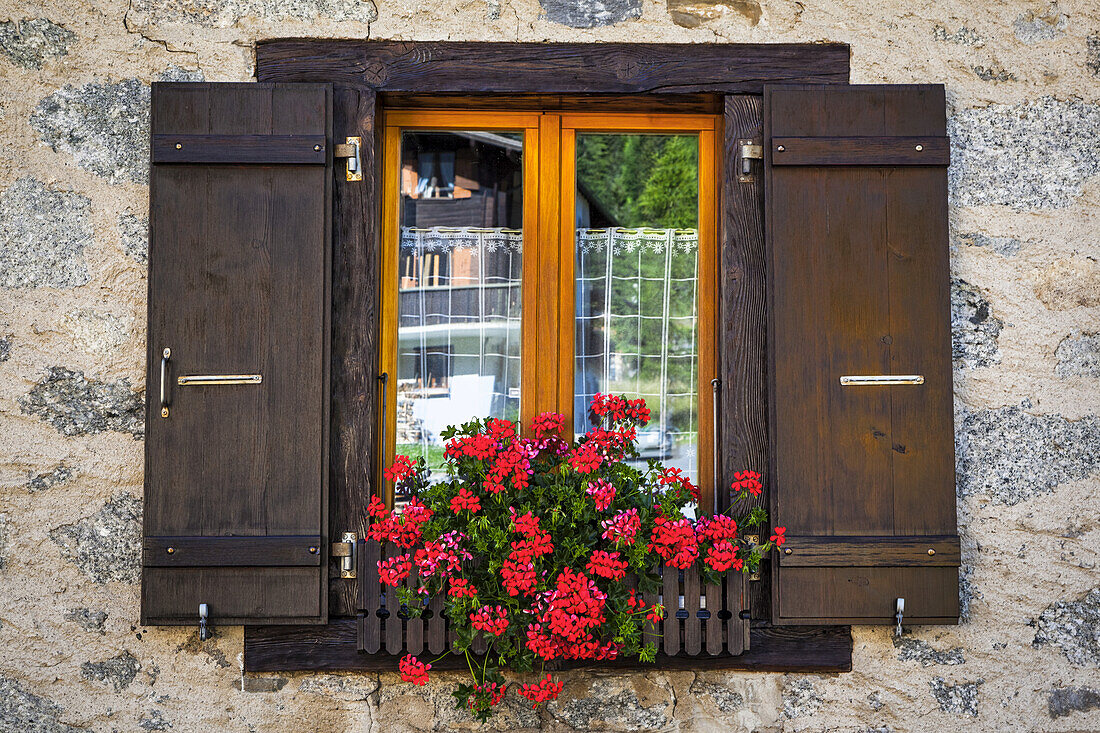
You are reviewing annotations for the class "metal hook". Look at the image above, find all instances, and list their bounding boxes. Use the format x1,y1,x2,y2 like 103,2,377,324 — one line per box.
199,603,210,641
895,598,905,637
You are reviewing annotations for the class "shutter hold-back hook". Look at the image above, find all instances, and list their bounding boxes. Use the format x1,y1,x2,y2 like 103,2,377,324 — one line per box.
895,597,905,637
199,603,210,641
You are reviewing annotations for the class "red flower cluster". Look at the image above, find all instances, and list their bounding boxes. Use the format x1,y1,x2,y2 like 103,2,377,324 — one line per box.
770,526,786,546
568,443,602,474
450,487,481,514
525,568,619,662
518,673,564,708
696,514,738,544
368,396,766,722
705,541,743,572
502,511,553,596
601,509,641,545
448,577,477,599
399,654,431,685
586,550,628,580
657,466,700,504
384,454,416,485
589,394,651,426
586,479,616,511
484,440,534,494
583,426,636,460
378,553,411,585
470,605,509,637
445,433,497,461
648,516,699,569
531,411,565,438
486,418,515,442
731,470,763,497
368,497,433,549
412,533,469,579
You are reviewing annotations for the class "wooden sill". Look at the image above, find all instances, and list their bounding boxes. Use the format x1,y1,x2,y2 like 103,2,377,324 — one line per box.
243,620,851,673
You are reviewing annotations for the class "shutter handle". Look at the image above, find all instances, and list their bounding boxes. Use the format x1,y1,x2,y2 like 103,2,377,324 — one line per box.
160,348,171,418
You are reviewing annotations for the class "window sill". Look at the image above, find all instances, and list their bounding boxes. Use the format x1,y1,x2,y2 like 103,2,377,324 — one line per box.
243,620,851,673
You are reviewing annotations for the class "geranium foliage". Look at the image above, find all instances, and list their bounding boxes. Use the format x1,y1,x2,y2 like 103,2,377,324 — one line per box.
370,394,781,722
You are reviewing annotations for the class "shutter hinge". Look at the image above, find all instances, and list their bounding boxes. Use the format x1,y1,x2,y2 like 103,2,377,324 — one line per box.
738,139,763,183
744,534,762,581
333,137,362,182
331,532,357,579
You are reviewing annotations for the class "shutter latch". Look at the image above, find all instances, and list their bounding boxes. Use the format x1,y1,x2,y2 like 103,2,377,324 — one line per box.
332,532,357,579
333,137,363,182
738,139,763,183
895,597,905,637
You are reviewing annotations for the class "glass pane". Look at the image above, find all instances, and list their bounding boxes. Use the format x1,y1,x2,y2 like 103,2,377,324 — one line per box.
574,133,700,486
397,131,524,478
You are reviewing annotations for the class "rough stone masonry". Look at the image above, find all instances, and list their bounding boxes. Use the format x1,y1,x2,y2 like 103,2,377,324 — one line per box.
0,0,1098,730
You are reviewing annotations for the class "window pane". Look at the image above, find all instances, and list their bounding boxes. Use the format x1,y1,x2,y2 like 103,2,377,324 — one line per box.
397,131,524,477
574,133,700,486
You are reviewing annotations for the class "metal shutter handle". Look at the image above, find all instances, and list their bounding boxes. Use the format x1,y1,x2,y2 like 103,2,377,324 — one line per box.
839,375,924,386
160,348,171,418
177,374,262,386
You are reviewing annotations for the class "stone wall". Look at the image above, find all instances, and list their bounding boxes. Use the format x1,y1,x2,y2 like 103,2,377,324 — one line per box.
1,0,1098,729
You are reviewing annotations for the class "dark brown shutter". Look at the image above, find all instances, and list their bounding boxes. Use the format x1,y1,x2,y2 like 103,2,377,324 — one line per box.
142,83,331,626
764,85,959,625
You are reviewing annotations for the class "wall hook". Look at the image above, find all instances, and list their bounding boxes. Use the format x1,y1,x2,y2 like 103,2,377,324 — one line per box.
895,597,905,637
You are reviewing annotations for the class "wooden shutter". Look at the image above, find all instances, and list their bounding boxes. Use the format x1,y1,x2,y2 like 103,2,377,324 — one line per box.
765,85,959,625
142,83,331,626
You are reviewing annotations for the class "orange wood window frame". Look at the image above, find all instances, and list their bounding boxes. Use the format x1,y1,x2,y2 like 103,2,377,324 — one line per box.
379,110,721,510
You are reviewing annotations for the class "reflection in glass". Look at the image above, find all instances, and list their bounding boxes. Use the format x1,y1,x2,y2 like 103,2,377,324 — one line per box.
574,134,701,485
397,131,523,478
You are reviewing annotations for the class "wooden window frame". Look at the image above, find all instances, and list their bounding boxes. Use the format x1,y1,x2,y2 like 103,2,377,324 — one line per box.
378,110,720,508
244,40,854,673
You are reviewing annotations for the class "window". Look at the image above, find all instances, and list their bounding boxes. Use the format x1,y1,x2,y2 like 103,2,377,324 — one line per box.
379,111,718,509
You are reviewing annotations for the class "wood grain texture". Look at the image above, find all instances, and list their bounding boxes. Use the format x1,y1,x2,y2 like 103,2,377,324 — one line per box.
380,92,722,113
329,85,379,617
720,96,770,625
151,134,327,164
770,136,950,165
143,82,331,627
764,84,957,626
255,41,850,95
245,621,851,673
143,536,323,566
779,535,960,566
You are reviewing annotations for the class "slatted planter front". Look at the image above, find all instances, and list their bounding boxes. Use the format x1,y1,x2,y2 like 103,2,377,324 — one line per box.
356,539,747,665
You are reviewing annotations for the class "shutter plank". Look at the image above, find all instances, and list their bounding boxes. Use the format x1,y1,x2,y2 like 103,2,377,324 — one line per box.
765,85,959,626
142,83,331,627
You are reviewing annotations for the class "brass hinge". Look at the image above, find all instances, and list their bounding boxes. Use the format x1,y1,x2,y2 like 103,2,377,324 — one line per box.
738,139,763,183
744,534,761,581
331,532,357,578
333,137,362,182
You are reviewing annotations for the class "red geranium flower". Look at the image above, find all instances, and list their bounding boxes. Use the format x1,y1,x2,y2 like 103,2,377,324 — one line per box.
518,673,563,708
450,487,481,515
470,605,509,636
586,550,628,581
732,470,763,497
770,526,786,546
399,654,431,685
384,454,416,484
